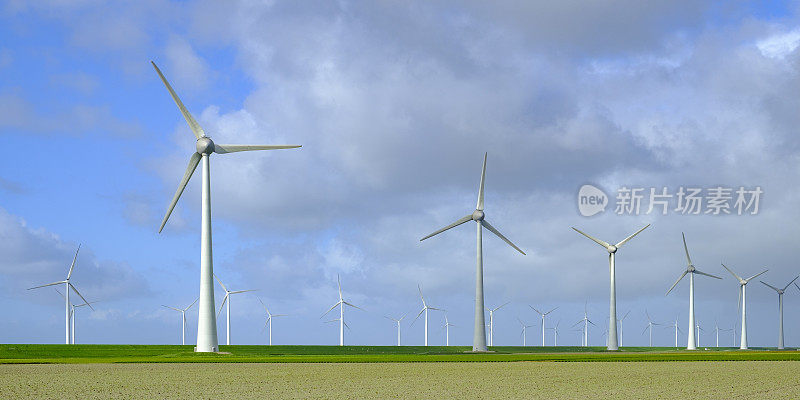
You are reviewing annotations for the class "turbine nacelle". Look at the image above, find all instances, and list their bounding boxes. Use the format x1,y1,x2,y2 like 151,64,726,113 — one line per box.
196,137,214,155
606,245,618,254
471,210,485,221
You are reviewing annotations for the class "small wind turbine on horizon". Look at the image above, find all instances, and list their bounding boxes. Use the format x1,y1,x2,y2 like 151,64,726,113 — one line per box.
695,321,705,347
385,313,407,346
55,289,94,345
712,320,732,348
759,276,797,349
547,320,561,346
442,314,455,346
572,304,595,347
518,318,533,346
486,302,509,347
666,233,722,350
411,285,443,346
322,274,363,346
151,61,301,352
28,245,93,344
531,306,558,346
258,298,287,346
669,316,682,348
572,224,650,350
617,310,631,347
162,298,198,345
215,274,256,346
420,153,526,352
721,263,768,349
642,310,661,347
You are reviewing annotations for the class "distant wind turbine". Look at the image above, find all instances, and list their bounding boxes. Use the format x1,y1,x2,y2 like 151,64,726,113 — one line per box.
215,274,256,346
531,306,558,346
518,318,533,346
28,245,92,344
258,298,287,346
721,263,768,349
442,314,455,346
420,153,526,352
385,313,407,346
55,289,94,345
547,320,561,346
322,274,363,346
617,310,631,347
759,276,798,349
642,310,661,347
162,298,198,345
486,302,509,347
669,316,682,348
151,61,301,352
411,285,442,346
666,233,722,350
572,304,595,346
572,224,650,350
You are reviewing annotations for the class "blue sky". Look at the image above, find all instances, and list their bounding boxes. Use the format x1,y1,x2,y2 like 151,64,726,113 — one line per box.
3,0,800,348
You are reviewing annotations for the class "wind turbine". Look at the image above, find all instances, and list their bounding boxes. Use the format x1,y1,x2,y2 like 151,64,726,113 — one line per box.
385,313,407,346
322,274,363,346
28,245,92,344
411,285,442,346
572,305,595,347
214,274,256,346
712,320,732,348
530,306,558,346
162,298,198,345
642,310,661,347
258,298,286,346
442,314,455,346
55,289,94,345
572,224,650,350
666,233,722,350
486,302,509,347
760,276,798,350
695,321,704,347
518,318,533,346
420,153,526,352
151,61,300,352
669,316,682,348
721,263,768,349
617,310,631,347
547,320,561,346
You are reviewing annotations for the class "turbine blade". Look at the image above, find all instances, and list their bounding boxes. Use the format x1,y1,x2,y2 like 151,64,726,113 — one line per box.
217,295,228,317
782,276,799,291
530,305,543,315
760,281,780,292
681,232,693,266
399,313,407,322
184,297,199,311
721,263,743,281
213,144,302,154
418,285,425,305
28,281,67,290
321,301,341,318
151,61,205,139
162,305,182,312
666,271,688,295
410,308,425,327
588,319,597,327
481,220,525,255
693,269,723,280
476,152,487,211
230,289,257,294
68,283,93,311
343,301,364,311
258,298,270,314
55,288,66,301
342,320,351,331
213,274,228,293
66,244,81,280
420,214,473,241
158,152,201,233
545,307,558,315
572,227,611,249
496,301,510,311
745,269,768,282
615,224,651,248
337,274,342,300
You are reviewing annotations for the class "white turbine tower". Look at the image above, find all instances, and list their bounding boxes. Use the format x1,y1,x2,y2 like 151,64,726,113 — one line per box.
162,298,198,345
572,305,595,347
666,233,722,350
486,302,509,347
759,276,798,350
721,263,768,350
642,310,661,347
55,289,94,345
28,245,92,344
618,310,631,347
531,306,558,346
322,274,363,346
214,274,256,346
572,224,650,350
411,286,442,346
442,314,455,346
518,318,533,346
152,61,300,352
670,316,683,348
258,298,286,346
695,321,704,347
385,313,407,346
547,320,561,346
420,153,526,352
713,320,732,348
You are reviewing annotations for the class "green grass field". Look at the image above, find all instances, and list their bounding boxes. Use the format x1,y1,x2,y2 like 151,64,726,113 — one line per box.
2,344,800,364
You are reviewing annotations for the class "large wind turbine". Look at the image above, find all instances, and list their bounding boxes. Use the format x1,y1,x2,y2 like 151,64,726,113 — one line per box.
28,245,92,344
486,302,509,347
322,274,363,346
617,310,631,347
721,263,768,349
760,276,798,349
572,224,650,350
531,306,558,346
258,298,286,346
642,310,661,347
162,298,198,345
666,233,722,350
420,153,526,352
152,61,300,352
55,289,94,345
215,274,256,346
518,318,533,346
411,286,442,346
385,313,407,346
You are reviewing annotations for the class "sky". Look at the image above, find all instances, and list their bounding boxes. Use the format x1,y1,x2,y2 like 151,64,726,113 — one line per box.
2,0,800,348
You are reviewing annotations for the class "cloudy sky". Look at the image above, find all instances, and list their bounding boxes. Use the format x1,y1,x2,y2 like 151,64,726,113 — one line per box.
2,0,800,348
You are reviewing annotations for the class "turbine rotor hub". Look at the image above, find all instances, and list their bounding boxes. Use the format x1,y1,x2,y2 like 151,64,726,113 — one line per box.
196,137,214,155
607,245,618,253
472,210,485,221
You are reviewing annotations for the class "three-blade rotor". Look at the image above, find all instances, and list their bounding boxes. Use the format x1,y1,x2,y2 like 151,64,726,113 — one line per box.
572,224,650,254
666,233,722,295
